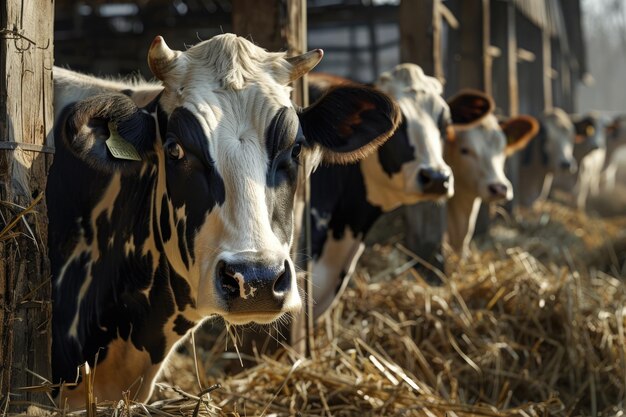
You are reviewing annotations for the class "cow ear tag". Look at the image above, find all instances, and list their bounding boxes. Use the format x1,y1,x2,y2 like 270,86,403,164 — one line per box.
106,121,142,161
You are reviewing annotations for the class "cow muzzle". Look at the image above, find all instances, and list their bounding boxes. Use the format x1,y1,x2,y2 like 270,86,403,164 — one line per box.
215,253,296,323
417,167,452,197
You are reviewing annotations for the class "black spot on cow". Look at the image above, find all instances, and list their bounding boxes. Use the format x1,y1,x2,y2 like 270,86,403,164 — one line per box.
265,107,301,245
170,268,195,311
173,314,195,335
165,107,226,258
310,163,381,260
377,117,415,176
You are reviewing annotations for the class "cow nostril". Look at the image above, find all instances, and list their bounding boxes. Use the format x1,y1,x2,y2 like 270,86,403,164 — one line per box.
488,183,508,197
560,161,571,170
217,261,239,297
273,261,291,294
418,169,433,187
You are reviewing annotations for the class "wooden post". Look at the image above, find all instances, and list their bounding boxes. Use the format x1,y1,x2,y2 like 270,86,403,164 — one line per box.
399,0,447,280
445,0,493,238
232,0,312,356
0,0,54,409
491,0,520,212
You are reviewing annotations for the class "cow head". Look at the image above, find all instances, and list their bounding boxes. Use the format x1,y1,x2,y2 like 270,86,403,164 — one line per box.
572,113,607,160
445,90,538,202
542,108,577,174
371,64,454,201
60,34,399,326
607,114,626,141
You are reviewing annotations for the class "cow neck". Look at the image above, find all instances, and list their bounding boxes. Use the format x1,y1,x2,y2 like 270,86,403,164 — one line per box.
310,163,382,260
446,190,481,256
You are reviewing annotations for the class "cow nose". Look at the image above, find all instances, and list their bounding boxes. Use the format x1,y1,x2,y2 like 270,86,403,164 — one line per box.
216,258,291,313
418,168,450,195
488,183,509,199
560,160,572,171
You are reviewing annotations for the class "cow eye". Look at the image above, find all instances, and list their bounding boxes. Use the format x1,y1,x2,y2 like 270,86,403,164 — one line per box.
460,147,471,156
166,142,184,160
291,143,302,160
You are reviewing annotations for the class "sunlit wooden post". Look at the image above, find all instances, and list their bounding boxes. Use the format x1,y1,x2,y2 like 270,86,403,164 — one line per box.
0,0,54,409
491,0,520,211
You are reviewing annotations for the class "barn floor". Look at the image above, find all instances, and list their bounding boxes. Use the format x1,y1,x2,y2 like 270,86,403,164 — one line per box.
150,198,626,417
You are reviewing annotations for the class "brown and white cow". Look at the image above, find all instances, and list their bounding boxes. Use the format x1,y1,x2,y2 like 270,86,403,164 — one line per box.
49,34,400,407
309,64,493,319
444,95,539,256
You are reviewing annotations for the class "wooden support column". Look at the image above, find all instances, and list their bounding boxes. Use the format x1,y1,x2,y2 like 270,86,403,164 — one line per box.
0,0,54,409
446,0,493,238
232,0,312,356
399,0,446,280
491,0,520,212
516,10,549,205
543,30,553,111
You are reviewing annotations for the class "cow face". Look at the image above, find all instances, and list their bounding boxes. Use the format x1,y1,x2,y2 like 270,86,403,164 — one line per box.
607,114,626,141
445,92,538,203
542,108,577,174
371,64,454,201
61,34,399,326
573,113,607,160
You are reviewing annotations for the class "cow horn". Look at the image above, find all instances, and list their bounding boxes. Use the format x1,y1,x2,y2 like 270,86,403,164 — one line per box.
148,36,181,81
286,49,324,82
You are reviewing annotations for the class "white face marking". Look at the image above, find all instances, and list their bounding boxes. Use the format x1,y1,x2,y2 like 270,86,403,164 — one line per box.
543,109,577,173
446,115,512,202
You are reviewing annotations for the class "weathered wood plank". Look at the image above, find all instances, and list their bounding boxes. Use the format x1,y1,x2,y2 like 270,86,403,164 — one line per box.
0,0,54,409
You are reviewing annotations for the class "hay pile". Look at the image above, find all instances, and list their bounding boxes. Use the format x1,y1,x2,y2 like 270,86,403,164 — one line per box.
15,201,626,416
152,201,626,416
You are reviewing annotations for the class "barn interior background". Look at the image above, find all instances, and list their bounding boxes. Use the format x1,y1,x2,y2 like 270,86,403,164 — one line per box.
2,0,626,415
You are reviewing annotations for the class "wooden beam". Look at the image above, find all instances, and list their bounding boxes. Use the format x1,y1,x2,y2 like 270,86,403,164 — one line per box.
0,0,54,409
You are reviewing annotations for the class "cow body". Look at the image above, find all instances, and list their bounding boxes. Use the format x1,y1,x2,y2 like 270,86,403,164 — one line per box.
602,115,626,191
49,34,400,407
445,112,539,256
549,113,608,210
309,65,493,319
518,108,577,207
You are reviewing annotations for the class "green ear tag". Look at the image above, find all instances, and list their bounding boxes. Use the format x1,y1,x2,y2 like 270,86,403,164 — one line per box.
105,121,142,161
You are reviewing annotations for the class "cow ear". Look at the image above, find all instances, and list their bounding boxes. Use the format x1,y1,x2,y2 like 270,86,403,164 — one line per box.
501,115,539,156
298,85,401,164
61,93,156,173
447,89,494,126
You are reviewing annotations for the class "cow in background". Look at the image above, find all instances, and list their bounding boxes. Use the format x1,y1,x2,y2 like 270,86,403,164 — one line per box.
518,108,578,207
569,113,608,210
601,114,626,192
309,64,493,319
49,34,400,407
444,100,539,256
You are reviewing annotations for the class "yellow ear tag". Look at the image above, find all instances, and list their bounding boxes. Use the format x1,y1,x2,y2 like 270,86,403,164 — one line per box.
586,125,595,137
105,121,142,161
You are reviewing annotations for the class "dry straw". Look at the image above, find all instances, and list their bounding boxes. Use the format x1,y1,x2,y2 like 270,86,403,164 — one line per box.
14,201,626,416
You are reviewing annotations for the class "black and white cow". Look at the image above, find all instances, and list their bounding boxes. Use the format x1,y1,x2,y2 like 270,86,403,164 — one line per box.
49,34,400,407
308,64,492,319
